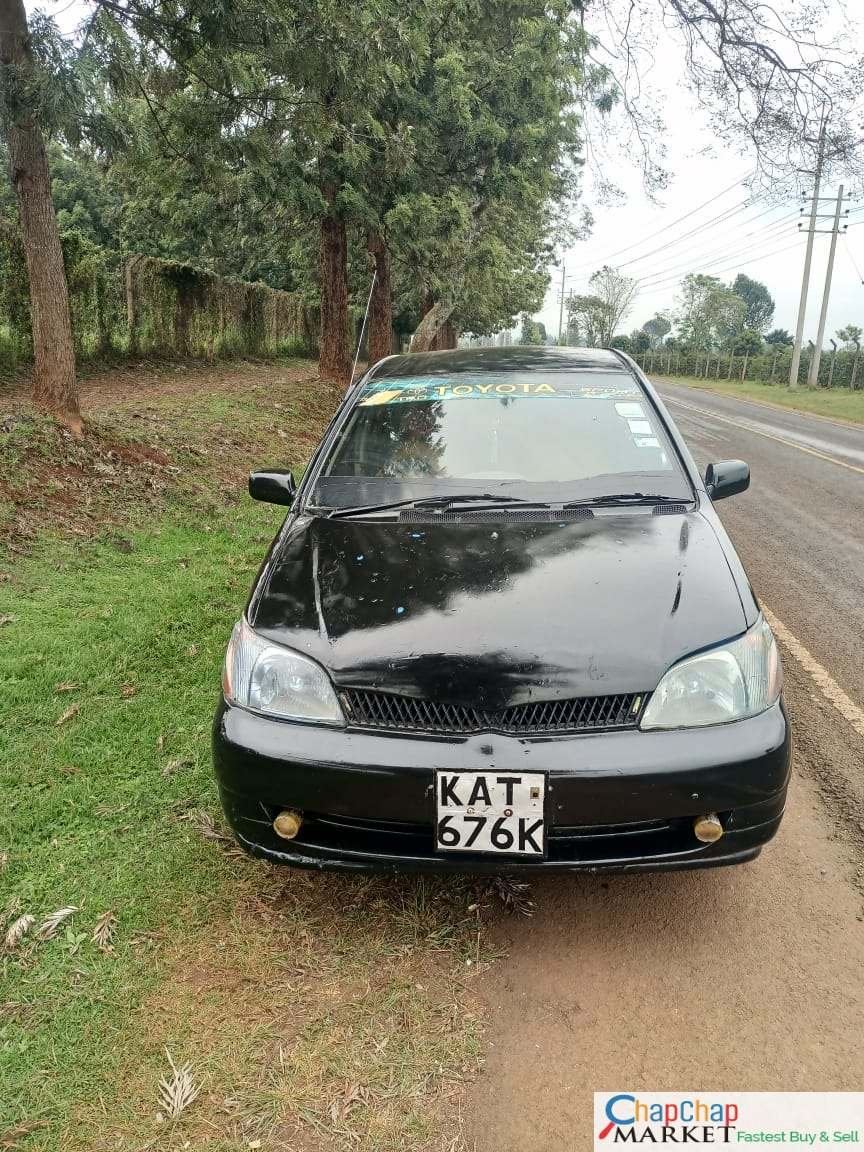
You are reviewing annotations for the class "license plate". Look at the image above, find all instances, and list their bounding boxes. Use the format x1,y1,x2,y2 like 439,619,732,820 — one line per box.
435,771,546,856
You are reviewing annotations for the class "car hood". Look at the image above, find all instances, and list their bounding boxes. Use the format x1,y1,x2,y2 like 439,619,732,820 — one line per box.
249,511,748,707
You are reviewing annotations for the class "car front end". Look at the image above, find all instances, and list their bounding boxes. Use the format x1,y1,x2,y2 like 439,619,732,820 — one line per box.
212,347,791,874
213,613,790,874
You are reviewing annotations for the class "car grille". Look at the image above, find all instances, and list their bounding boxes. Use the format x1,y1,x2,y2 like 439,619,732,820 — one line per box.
340,689,646,735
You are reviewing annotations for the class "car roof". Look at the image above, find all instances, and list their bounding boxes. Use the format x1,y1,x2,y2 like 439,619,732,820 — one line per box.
369,345,628,380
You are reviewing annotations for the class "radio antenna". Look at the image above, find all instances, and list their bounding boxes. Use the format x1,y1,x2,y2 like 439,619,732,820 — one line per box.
351,270,378,386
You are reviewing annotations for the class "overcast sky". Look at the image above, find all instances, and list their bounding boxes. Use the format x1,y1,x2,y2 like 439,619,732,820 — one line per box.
29,0,864,343
535,22,864,342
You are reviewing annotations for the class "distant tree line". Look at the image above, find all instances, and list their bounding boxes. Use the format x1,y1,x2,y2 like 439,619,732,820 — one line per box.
0,0,859,431
560,260,861,387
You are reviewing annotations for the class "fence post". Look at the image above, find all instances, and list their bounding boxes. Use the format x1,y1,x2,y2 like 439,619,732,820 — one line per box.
852,347,861,390
727,354,734,380
740,354,749,383
827,341,837,389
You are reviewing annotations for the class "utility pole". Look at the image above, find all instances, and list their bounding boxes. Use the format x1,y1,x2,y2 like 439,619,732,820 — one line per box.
557,262,566,346
807,184,846,387
790,109,828,388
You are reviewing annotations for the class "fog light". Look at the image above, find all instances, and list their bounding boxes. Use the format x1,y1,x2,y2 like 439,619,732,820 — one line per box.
273,809,303,840
693,813,724,843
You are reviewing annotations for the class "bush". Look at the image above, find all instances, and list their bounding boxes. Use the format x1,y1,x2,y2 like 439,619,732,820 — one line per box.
0,231,316,369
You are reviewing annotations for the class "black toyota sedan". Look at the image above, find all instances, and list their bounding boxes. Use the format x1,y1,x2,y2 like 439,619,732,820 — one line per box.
213,346,789,872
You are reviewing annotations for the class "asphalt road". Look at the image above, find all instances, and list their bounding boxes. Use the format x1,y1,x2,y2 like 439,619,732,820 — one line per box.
467,380,864,1152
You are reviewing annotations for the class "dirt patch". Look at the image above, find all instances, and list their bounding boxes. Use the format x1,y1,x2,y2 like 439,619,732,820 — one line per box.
62,865,496,1152
0,358,340,558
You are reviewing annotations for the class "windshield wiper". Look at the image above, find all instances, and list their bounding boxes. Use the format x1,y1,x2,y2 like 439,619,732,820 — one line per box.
328,493,548,520
563,492,688,508
414,493,550,510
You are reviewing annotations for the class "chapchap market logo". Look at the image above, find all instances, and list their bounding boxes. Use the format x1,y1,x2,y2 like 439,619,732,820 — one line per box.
598,1094,739,1143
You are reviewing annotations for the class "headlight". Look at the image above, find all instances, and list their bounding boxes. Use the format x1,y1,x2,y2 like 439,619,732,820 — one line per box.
222,618,344,725
640,615,782,731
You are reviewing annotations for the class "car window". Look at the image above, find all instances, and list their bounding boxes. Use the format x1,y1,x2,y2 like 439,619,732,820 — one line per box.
311,371,692,508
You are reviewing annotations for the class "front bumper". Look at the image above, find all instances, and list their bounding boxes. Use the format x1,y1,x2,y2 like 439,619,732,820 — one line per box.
212,700,791,873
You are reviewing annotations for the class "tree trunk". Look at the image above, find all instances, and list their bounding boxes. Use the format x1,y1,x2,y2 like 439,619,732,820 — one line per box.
436,320,457,350
0,0,80,434
366,230,393,367
410,298,457,353
318,192,351,384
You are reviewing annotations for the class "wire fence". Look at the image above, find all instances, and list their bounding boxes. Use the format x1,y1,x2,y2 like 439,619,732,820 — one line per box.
633,346,863,389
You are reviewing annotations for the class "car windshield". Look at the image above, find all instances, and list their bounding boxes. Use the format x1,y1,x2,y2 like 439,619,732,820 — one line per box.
310,370,692,509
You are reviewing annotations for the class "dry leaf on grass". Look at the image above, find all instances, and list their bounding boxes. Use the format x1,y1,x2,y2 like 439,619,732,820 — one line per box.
162,757,192,778
37,906,77,940
329,1082,369,1125
179,809,245,858
158,1050,201,1121
0,852,7,872
120,683,137,698
0,1119,49,1148
4,914,35,951
93,910,117,953
488,875,535,918
54,681,79,693
0,614,16,626
181,809,227,842
55,704,80,726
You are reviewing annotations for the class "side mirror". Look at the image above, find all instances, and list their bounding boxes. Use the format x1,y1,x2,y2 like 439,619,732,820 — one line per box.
704,460,750,501
249,469,296,506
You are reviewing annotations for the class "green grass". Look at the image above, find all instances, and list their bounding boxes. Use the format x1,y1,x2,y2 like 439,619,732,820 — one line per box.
652,374,864,424
1,362,490,1149
1,502,490,1150
0,499,285,1136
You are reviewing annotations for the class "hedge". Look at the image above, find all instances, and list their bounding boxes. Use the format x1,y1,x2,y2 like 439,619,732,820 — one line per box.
0,227,317,373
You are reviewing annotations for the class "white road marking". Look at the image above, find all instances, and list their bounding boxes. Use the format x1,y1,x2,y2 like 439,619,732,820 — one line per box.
665,395,864,476
763,605,864,738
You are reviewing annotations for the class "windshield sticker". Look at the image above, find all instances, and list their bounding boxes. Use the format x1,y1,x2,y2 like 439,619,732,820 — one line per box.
615,401,645,418
634,435,660,448
359,376,641,406
627,419,653,435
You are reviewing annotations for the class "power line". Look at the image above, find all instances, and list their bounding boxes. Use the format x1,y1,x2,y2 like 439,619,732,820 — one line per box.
562,170,753,273
631,236,807,294
563,211,799,297
620,209,800,287
566,184,797,280
563,209,801,295
608,195,783,272
569,188,797,285
843,237,864,283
